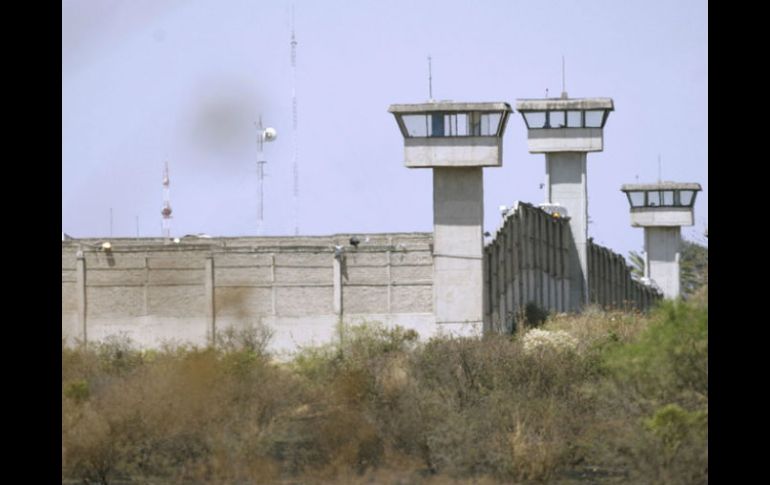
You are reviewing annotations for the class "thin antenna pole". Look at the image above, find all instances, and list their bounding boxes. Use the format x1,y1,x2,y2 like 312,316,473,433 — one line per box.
161,161,172,240
561,55,567,98
290,4,300,235
658,154,662,183
428,55,433,100
562,56,565,93
109,208,113,237
255,116,267,235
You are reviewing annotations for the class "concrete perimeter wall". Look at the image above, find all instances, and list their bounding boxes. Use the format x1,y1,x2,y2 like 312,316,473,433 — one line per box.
62,233,435,355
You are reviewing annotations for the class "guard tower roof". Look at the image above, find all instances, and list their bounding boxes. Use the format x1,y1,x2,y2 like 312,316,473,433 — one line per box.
621,182,702,192
515,97,614,111
388,101,512,113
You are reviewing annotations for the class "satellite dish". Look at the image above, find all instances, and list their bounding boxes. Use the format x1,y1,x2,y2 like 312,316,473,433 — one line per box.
263,127,277,141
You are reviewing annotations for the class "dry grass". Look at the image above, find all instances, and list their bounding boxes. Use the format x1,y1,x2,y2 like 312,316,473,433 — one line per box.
63,290,707,484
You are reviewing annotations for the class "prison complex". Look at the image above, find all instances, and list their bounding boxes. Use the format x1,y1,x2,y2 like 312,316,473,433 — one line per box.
62,93,701,353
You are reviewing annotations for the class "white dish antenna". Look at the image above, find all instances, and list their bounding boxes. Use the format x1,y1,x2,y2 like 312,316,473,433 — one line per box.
263,127,277,141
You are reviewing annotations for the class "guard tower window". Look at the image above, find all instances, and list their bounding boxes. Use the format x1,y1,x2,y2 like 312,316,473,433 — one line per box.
566,110,582,128
522,111,547,129
622,185,700,210
549,111,565,128
679,190,696,207
585,110,606,128
454,113,468,135
481,112,502,135
430,113,445,136
402,114,428,137
469,112,481,135
627,191,645,207
520,107,611,129
422,113,470,136
395,109,506,138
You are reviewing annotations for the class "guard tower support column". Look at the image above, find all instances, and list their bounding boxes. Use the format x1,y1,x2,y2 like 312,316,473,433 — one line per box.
433,166,484,324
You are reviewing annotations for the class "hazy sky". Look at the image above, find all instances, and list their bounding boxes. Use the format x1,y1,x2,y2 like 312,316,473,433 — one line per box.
62,0,708,259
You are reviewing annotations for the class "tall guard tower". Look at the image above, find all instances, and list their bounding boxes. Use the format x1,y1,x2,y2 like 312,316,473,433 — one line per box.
620,182,701,298
515,94,614,310
389,102,512,331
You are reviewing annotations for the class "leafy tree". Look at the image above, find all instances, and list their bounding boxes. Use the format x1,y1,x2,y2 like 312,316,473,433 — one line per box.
627,240,707,298
628,251,645,278
679,240,707,298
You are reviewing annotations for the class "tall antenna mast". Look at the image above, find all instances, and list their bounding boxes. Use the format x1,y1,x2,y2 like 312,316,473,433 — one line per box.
428,55,433,100
658,154,662,183
161,161,172,240
290,4,300,235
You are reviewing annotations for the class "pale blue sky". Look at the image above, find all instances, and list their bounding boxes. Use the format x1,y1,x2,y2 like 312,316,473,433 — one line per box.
62,0,708,259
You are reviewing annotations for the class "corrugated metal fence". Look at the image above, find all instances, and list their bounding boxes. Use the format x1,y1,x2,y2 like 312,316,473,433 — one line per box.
484,202,661,333
587,240,661,311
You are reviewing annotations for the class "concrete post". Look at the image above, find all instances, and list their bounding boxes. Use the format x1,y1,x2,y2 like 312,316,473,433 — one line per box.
505,216,515,332
333,253,343,316
76,251,87,345
386,243,393,314
143,256,149,316
204,256,215,344
270,253,277,315
513,214,522,320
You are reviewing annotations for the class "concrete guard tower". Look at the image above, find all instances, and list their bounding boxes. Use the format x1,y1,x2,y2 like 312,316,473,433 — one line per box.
388,102,512,332
620,182,702,299
515,95,614,310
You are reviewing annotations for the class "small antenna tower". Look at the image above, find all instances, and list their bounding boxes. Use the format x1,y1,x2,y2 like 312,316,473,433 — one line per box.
255,115,277,235
428,55,433,100
161,161,172,240
290,4,300,235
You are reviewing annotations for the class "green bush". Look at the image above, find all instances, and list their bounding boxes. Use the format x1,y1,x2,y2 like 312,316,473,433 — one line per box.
591,295,708,483
62,295,707,484
63,379,90,403
603,297,708,405
645,404,707,453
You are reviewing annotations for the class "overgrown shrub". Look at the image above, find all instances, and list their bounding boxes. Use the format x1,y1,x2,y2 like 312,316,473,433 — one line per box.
63,292,707,484
590,292,708,483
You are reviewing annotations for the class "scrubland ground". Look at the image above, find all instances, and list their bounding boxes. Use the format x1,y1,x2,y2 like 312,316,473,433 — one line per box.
62,287,707,484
